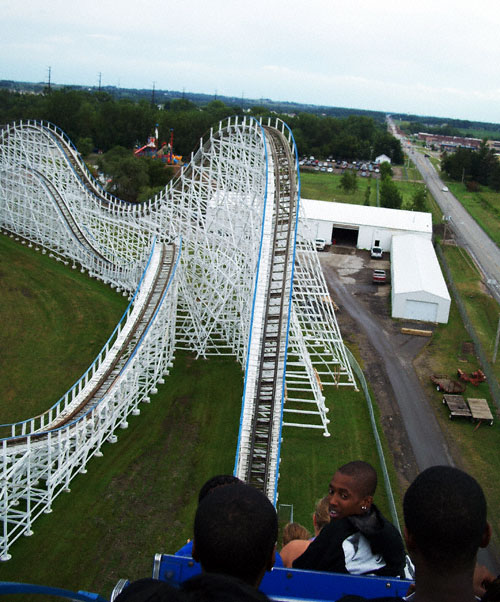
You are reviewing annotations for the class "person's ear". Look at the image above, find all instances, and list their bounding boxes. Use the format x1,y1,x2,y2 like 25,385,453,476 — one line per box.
192,540,199,562
403,526,416,552
480,522,492,548
363,495,373,511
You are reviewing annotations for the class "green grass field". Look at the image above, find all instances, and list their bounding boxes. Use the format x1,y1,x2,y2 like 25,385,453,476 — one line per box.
0,235,129,423
444,182,500,246
0,234,399,598
300,171,428,212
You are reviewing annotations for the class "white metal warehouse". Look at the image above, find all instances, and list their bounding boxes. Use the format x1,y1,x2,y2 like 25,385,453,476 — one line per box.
299,199,432,251
391,234,450,324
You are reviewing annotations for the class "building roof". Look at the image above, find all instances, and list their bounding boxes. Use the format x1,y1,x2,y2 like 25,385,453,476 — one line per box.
300,199,432,235
391,234,450,300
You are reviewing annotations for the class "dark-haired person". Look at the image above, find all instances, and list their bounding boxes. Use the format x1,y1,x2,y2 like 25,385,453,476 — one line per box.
174,475,284,568
401,465,494,602
175,474,241,557
192,482,278,588
338,465,496,602
293,460,405,577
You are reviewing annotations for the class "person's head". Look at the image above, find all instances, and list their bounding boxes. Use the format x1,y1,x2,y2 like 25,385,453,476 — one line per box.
282,522,311,546
192,482,278,587
197,474,241,503
328,461,377,520
312,496,331,534
403,465,490,573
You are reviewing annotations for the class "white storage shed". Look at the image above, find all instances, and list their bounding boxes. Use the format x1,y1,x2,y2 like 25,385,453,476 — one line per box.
391,235,450,324
299,199,432,251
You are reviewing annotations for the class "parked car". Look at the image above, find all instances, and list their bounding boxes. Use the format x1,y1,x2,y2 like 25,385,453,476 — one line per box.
315,238,326,251
370,246,383,259
442,186,449,192
372,269,387,284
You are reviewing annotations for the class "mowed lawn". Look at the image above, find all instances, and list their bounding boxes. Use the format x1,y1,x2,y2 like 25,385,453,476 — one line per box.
0,234,128,423
0,235,401,598
445,181,500,246
300,170,427,212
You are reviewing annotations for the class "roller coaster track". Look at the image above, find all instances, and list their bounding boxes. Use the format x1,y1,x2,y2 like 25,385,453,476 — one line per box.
6,242,175,444
235,126,297,496
31,167,112,265
0,116,356,560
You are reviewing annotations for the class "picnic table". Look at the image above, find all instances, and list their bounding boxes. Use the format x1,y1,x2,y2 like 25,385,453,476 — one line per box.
442,395,471,420
467,398,494,426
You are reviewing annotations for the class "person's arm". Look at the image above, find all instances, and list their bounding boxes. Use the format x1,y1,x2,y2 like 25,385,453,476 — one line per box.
292,520,352,573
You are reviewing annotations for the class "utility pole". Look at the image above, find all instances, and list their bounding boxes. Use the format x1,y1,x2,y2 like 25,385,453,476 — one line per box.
47,66,52,93
98,72,102,91
151,81,156,107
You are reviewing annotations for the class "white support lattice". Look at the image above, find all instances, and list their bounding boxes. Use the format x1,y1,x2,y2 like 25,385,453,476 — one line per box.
0,117,356,559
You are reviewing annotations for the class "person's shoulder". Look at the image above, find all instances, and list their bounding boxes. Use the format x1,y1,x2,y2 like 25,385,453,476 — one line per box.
280,539,311,568
371,505,403,536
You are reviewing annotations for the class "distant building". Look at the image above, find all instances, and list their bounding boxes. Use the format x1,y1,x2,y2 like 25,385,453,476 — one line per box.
417,132,481,152
375,154,391,164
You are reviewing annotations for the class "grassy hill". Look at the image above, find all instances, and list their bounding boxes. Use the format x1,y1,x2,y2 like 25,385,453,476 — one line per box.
0,233,398,598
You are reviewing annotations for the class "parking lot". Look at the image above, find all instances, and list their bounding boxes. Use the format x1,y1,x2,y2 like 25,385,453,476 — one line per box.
320,245,391,301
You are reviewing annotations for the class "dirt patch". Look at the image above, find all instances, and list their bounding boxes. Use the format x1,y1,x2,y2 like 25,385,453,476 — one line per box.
459,341,475,360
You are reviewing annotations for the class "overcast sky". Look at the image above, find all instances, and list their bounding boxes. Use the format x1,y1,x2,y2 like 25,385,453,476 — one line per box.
2,0,500,124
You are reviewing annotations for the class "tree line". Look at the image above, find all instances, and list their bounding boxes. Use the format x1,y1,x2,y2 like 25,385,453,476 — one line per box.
0,88,402,160
441,142,500,191
0,88,403,201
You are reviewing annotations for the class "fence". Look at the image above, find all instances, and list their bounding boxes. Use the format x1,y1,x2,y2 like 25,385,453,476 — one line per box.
345,349,401,533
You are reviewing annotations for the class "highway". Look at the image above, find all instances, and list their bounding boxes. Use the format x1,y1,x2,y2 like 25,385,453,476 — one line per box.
389,117,500,304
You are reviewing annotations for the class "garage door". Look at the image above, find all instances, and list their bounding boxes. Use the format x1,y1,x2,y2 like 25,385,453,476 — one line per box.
404,299,438,322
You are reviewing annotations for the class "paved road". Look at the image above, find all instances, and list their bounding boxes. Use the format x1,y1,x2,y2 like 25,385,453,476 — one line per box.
392,120,500,303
